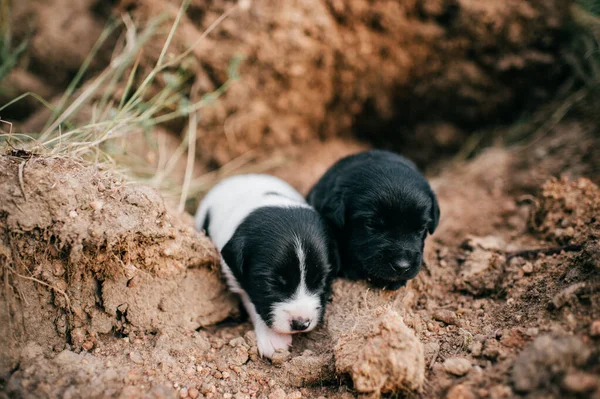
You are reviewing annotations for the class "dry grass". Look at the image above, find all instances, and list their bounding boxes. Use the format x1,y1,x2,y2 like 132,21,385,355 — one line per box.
0,0,285,211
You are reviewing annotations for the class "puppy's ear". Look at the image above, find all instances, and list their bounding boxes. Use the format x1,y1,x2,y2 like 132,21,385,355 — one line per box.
221,234,245,279
428,191,440,234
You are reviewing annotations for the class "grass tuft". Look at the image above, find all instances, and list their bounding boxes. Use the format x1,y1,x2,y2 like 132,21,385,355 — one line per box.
1,0,284,209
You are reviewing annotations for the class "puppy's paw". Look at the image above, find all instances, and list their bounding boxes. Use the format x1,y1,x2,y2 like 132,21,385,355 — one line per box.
255,328,292,359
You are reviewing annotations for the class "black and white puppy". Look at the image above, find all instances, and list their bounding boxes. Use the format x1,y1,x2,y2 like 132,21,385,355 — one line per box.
195,174,336,359
307,150,440,290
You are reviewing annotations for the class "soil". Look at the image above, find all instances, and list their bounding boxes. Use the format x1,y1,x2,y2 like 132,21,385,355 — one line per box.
6,0,572,168
2,108,599,398
2,0,600,398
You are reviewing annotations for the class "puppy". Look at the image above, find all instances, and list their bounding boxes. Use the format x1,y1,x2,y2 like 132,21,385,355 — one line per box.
195,174,336,359
307,150,440,290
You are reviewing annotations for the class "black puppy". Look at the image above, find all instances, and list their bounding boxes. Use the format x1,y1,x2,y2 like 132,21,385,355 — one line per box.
307,150,440,290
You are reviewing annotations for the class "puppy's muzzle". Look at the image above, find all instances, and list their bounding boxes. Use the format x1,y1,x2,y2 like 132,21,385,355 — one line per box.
393,250,421,279
291,318,311,332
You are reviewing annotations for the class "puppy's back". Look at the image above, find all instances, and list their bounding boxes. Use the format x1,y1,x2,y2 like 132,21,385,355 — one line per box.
196,174,309,250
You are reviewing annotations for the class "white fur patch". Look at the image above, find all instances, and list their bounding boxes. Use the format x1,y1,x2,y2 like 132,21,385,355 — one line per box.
239,288,292,358
270,238,322,334
195,174,311,251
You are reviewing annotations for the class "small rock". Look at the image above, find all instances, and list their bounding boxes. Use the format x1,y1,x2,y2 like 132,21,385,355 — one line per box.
223,394,233,399
69,210,78,218
443,358,471,376
212,338,225,349
244,330,257,345
470,341,483,357
248,346,259,361
231,346,249,365
512,334,591,393
129,351,143,364
590,320,600,337
229,337,247,347
562,372,598,393
489,385,513,399
434,309,458,326
90,200,104,211
269,388,286,399
235,393,249,399
287,391,302,399
483,340,503,360
70,328,87,348
188,388,199,399
521,262,533,274
271,350,291,365
179,388,188,398
81,341,94,351
446,384,475,399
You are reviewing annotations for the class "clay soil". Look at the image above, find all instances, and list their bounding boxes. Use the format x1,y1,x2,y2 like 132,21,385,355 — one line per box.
2,0,600,398
1,107,599,399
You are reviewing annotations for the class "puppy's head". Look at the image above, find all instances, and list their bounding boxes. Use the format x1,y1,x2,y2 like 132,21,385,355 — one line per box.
221,207,335,334
322,166,439,288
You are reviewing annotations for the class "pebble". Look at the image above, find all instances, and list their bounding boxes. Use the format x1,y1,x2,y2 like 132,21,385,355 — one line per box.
179,388,188,398
446,384,475,399
90,200,104,211
562,372,598,393
443,358,472,376
489,385,513,399
483,340,503,360
269,388,286,399
82,341,94,351
188,388,199,399
231,347,250,365
590,320,600,337
521,262,533,274
212,338,226,349
229,337,247,347
244,331,257,345
470,341,483,357
271,350,291,365
287,391,302,399
223,394,233,399
129,351,143,364
235,393,249,399
434,309,458,326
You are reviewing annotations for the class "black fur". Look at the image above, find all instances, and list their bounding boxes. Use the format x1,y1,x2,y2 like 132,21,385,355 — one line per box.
221,207,337,327
307,150,440,290
202,209,211,237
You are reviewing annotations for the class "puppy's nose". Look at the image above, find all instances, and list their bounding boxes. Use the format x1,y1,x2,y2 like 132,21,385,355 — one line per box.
394,260,412,272
290,318,311,331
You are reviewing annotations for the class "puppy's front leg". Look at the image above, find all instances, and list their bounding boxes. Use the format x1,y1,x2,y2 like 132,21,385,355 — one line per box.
254,317,292,359
239,292,291,359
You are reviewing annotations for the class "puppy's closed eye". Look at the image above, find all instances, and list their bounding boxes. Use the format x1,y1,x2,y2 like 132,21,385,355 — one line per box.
364,216,386,230
276,276,288,287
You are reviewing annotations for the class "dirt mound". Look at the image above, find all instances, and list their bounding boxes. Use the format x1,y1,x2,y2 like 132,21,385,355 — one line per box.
327,280,424,395
7,0,572,166
511,334,594,394
0,154,236,376
533,177,600,245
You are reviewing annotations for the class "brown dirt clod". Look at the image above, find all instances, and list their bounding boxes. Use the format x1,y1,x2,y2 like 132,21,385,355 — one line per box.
0,155,236,373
